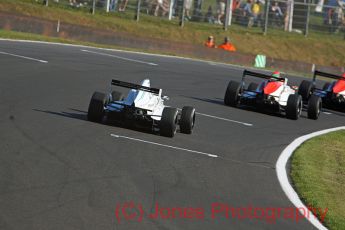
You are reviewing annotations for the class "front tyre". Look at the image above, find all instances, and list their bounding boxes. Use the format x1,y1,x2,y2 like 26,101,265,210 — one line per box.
180,106,196,134
160,107,179,137
87,92,107,122
307,95,322,120
224,81,241,107
286,94,302,120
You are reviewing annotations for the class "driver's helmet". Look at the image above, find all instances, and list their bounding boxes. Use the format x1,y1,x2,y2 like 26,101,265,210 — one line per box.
271,71,281,79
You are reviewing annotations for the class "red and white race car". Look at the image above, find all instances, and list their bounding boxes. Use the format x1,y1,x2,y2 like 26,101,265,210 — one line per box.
224,70,321,120
298,70,345,112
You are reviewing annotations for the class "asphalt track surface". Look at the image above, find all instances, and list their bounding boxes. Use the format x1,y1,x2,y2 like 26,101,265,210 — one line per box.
1,40,344,230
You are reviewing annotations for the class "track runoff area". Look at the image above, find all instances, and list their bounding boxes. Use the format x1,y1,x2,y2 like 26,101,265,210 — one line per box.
1,39,344,230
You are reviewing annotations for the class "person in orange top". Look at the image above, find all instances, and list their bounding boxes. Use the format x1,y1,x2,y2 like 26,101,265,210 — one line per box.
204,36,216,48
217,37,236,52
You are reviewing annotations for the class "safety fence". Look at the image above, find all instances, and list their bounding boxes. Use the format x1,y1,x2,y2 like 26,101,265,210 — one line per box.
33,0,345,38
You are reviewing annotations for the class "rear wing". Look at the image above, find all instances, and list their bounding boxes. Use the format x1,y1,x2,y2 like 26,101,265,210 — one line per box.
111,79,161,95
313,70,342,82
242,70,285,82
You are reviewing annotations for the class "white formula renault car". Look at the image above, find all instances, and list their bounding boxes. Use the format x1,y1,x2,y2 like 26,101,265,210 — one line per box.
87,79,196,137
224,70,321,120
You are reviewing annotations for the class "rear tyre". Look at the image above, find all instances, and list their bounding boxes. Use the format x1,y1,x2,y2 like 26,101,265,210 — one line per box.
307,95,322,120
247,82,258,91
286,94,302,120
87,92,107,122
298,80,314,101
160,107,179,137
224,81,241,107
111,91,124,101
180,106,196,134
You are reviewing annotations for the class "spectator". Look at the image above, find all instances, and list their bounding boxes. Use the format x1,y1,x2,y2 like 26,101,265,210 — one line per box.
232,0,243,24
110,0,118,12
205,6,215,23
218,37,236,52
184,0,193,20
335,0,345,33
232,0,240,12
69,0,76,6
216,0,226,24
271,1,283,17
154,0,169,16
271,1,283,26
244,0,254,27
119,0,129,11
252,0,262,27
170,0,178,17
204,36,216,48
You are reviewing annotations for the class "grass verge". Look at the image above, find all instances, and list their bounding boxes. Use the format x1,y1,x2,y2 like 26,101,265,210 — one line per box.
291,130,345,229
0,0,345,67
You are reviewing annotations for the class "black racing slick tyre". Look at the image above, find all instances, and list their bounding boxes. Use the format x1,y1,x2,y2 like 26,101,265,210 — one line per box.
160,107,179,137
87,92,107,122
286,94,303,120
307,95,322,120
247,82,258,91
224,81,241,107
111,91,124,101
180,106,196,134
298,80,314,101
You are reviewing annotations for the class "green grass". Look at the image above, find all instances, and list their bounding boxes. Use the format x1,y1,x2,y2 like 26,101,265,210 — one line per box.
1,0,345,67
291,130,345,229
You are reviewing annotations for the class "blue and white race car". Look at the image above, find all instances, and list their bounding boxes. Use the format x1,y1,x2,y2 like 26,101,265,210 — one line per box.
298,70,345,112
87,79,196,137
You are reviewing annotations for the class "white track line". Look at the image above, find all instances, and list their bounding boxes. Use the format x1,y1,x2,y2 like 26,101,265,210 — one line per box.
0,51,48,63
110,134,274,169
110,134,218,158
81,49,158,66
196,112,253,126
276,126,345,230
175,107,253,127
322,112,332,115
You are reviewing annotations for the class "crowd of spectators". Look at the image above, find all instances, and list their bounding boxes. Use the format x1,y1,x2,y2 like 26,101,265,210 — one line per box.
216,0,286,28
323,0,345,33
43,0,345,34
